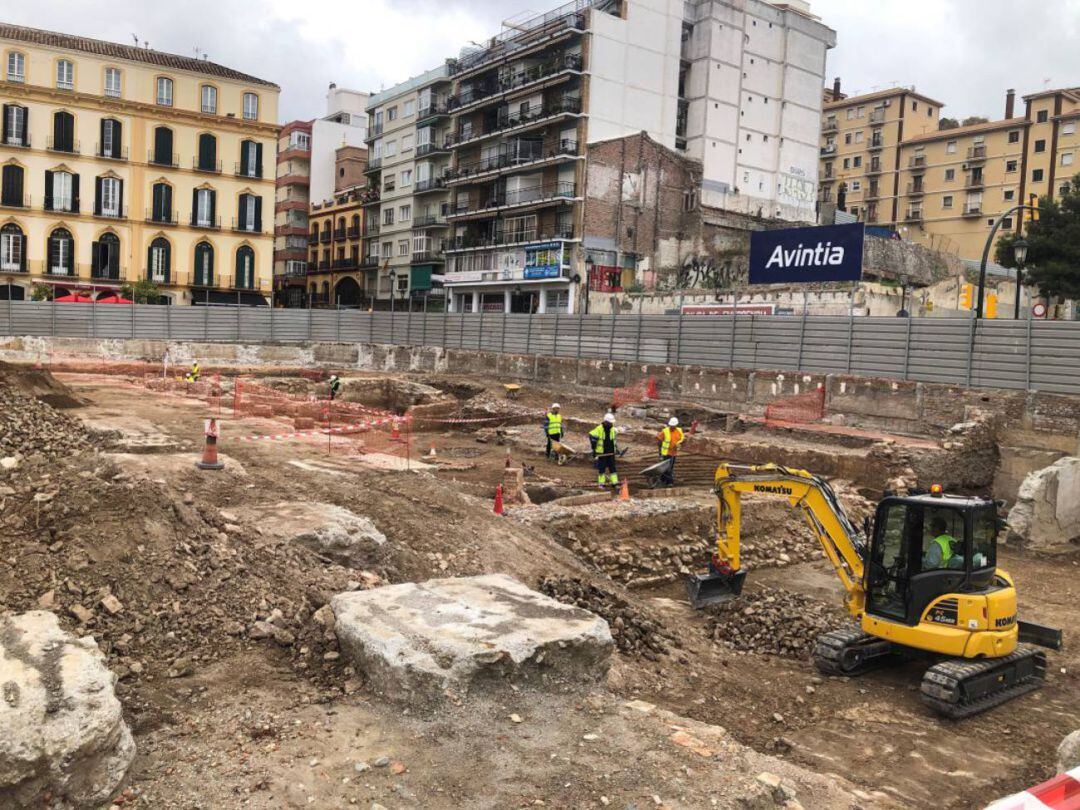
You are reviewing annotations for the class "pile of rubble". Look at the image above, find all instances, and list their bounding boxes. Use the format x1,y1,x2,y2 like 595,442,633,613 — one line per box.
705,588,849,658
538,576,672,660
0,376,96,462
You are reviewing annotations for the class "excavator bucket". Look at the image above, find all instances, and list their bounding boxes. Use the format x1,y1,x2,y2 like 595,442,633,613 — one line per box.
686,568,747,610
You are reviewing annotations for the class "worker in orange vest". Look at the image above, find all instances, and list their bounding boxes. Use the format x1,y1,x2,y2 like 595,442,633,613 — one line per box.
656,417,686,487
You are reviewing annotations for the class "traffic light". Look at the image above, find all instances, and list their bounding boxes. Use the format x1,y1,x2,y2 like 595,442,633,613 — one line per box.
986,292,999,319
959,283,974,310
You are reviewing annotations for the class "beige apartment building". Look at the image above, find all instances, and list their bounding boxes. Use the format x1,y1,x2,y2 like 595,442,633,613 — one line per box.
822,83,1080,261
0,24,278,304
274,120,311,307
363,66,453,310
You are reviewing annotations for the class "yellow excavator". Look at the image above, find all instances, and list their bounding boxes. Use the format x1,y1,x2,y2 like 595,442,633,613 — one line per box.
688,463,1062,718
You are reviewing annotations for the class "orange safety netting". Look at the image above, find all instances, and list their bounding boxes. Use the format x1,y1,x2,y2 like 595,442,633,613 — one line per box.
612,376,658,408
764,386,826,426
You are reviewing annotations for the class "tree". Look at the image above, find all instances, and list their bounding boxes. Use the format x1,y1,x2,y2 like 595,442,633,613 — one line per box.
996,174,1080,300
30,283,53,301
121,278,161,304
938,117,960,131
962,116,989,126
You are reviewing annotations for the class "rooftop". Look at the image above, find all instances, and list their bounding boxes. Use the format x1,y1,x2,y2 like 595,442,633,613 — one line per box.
903,116,1028,145
0,22,278,88
824,86,945,111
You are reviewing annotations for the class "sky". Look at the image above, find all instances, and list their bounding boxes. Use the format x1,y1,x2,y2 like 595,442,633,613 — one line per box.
4,0,1079,124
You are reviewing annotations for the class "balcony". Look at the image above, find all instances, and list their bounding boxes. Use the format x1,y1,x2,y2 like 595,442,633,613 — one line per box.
416,102,449,125
347,225,361,239
145,209,178,226
361,255,381,269
96,144,128,161
865,186,881,200
906,183,925,196
0,194,31,210
231,219,262,234
447,52,584,113
411,250,445,264
966,145,988,162
193,158,222,174
866,161,884,176
46,137,79,154
278,263,308,278
235,163,263,179
449,181,577,219
822,120,838,134
414,176,447,194
189,214,222,230
962,204,983,218
365,156,383,173
2,134,30,149
91,267,122,282
366,122,384,142
448,10,585,77
445,227,576,253
870,109,887,125
147,151,179,168
332,258,359,271
965,174,985,189
416,141,451,158
308,233,320,245
363,222,380,237
904,209,923,223
333,228,347,242
446,139,580,185
94,206,128,221
447,95,583,148
278,172,308,186
319,230,332,244
361,190,382,207
909,155,927,172
820,144,837,157
868,137,885,151
413,213,447,228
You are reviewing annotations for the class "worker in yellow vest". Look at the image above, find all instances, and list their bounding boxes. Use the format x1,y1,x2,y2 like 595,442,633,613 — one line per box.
656,417,686,487
544,403,564,460
185,361,200,383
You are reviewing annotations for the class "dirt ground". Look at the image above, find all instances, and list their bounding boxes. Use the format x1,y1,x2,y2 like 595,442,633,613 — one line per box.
1,366,1077,809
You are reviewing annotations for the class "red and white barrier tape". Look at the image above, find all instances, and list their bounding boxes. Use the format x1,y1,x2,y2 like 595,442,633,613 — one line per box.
235,415,404,443
417,412,543,425
987,766,1080,809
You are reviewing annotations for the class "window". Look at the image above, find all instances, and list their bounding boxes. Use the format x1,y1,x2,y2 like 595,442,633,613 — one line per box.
857,106,865,118
104,67,121,98
3,104,27,146
240,140,262,178
1037,110,1049,123
289,131,310,150
854,131,864,143
0,224,24,271
1004,189,1016,201
851,180,861,191
1063,184,1072,197
843,158,850,170
387,106,398,121
1008,130,1020,144
844,133,852,145
148,237,171,283
944,168,956,181
243,92,258,121
946,140,957,154
403,100,414,117
6,52,25,82
197,133,218,171
1033,169,1045,182
1002,217,1014,229
51,111,75,153
927,107,934,117
194,241,214,285
1,165,24,207
1034,139,1046,153
398,239,409,257
235,246,255,289
1006,160,1018,173
381,241,392,259
846,108,855,121
1065,122,1077,136
383,208,394,226
47,228,73,275
46,170,76,212
156,77,173,106
239,193,260,231
385,140,397,157
1063,153,1075,167
151,182,173,223
402,134,414,152
853,156,862,168
942,195,953,208
100,118,122,159
152,127,174,166
912,101,918,112
56,60,74,90
98,176,122,217
401,169,412,187
399,204,411,221
194,188,215,227
201,85,218,114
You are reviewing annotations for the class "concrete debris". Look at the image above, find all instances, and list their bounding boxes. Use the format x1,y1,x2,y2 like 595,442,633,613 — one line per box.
1059,729,1080,772
247,501,388,568
1007,457,1080,551
706,588,850,658
331,574,613,705
0,369,97,462
0,611,135,808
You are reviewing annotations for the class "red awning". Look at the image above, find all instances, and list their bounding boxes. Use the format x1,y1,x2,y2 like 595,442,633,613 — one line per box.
96,294,134,304
53,294,95,303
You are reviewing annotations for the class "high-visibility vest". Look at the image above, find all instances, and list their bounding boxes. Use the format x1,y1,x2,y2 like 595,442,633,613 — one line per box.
589,424,618,455
546,413,563,436
659,426,684,457
330,378,341,394
932,534,956,566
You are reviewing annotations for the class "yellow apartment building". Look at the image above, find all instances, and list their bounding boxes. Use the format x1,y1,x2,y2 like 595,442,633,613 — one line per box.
307,186,366,308
0,23,278,305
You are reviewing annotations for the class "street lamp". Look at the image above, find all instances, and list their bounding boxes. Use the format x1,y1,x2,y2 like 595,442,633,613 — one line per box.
389,271,397,314
1013,238,1029,320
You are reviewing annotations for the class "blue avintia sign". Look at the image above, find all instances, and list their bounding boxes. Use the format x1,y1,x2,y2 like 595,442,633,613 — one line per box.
749,222,864,285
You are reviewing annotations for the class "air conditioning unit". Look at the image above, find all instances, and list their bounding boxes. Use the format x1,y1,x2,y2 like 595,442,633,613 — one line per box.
883,99,892,107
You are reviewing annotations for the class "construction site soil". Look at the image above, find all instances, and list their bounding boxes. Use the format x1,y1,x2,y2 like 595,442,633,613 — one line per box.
0,363,1077,809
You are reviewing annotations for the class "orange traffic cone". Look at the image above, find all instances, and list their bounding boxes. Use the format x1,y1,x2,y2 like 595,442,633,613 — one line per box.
618,480,630,501
390,420,402,442
196,419,225,471
493,484,505,516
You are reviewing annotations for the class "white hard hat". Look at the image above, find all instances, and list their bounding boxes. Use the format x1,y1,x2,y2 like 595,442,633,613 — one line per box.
551,403,561,410
668,417,679,427
604,413,616,424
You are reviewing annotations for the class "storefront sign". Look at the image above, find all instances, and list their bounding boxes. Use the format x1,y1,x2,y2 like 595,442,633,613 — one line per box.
524,242,563,280
682,303,777,316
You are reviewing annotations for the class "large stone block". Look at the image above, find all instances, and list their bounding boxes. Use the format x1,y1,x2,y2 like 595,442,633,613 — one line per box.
0,611,134,808
332,574,612,704
1007,456,1080,551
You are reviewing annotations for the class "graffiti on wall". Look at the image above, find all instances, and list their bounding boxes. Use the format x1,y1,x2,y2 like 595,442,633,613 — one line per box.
669,255,743,291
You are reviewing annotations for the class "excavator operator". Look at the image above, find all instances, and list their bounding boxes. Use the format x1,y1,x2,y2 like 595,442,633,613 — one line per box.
924,515,960,570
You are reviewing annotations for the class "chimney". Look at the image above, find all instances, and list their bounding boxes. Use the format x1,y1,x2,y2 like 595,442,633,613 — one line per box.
833,77,842,99
1005,88,1016,119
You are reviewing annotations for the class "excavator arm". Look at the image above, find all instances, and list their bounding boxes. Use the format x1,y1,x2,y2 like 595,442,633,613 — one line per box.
688,463,868,615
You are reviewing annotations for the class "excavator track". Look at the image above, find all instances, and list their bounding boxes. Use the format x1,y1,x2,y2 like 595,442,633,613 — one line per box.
920,645,1047,719
812,628,897,677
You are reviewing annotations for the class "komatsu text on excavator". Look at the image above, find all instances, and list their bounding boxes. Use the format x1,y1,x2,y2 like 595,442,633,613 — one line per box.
687,464,1062,718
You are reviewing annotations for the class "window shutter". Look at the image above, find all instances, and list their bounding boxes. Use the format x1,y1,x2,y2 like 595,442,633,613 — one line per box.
255,143,263,178
254,196,262,232
99,119,106,156
94,177,103,216
72,174,80,213
240,142,249,177
53,112,62,149
113,120,122,157
117,179,124,218
44,170,54,211
155,127,172,164
209,190,216,226
91,241,100,275
163,184,172,221
18,233,25,272
191,189,198,225
48,234,59,271
199,134,216,170
1,104,8,143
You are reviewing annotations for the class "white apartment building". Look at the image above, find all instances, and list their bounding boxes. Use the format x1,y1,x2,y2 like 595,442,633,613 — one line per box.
310,85,370,204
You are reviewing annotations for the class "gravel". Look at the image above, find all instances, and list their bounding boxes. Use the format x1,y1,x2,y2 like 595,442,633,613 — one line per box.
705,587,851,658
